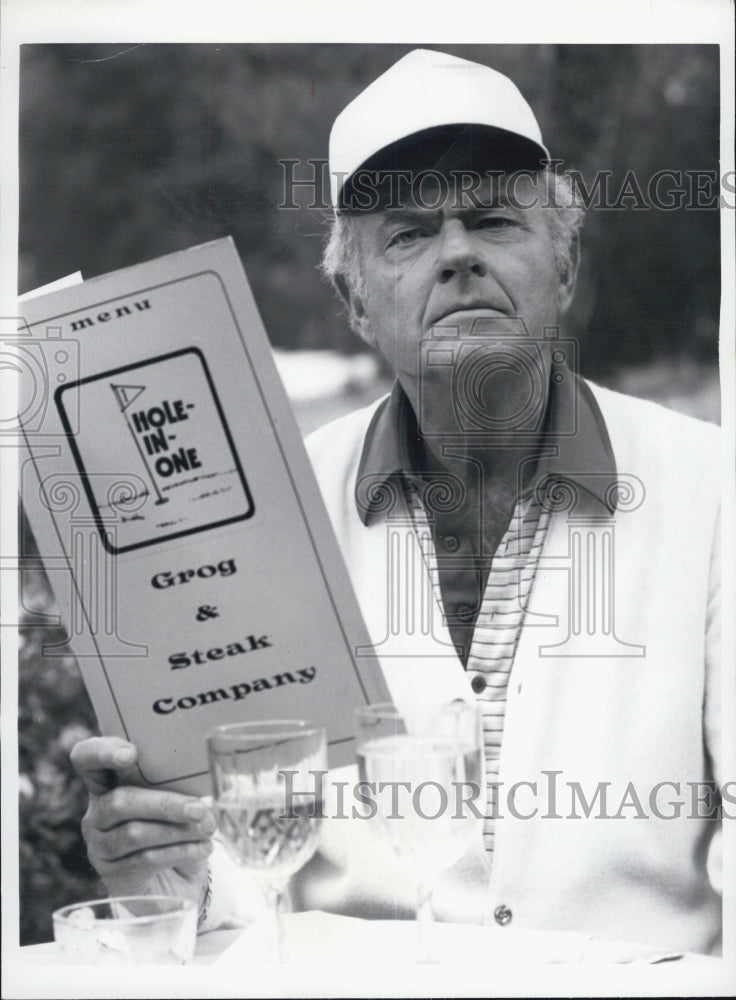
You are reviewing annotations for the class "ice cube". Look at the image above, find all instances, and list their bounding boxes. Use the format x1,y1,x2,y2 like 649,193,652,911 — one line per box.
67,906,96,929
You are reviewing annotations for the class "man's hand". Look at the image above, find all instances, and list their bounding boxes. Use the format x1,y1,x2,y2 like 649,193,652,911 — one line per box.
71,737,214,908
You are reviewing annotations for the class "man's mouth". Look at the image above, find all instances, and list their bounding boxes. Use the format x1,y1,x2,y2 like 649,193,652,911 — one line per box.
430,304,508,327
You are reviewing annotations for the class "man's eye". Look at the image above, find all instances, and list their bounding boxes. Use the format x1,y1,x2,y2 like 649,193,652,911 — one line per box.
386,228,427,248
474,215,517,229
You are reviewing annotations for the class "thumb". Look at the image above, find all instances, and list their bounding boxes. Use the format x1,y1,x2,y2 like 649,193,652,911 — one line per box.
70,736,138,796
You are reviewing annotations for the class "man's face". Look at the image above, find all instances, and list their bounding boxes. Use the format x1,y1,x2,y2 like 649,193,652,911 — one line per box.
344,172,577,431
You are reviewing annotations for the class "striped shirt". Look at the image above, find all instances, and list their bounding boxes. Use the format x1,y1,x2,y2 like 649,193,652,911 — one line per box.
405,480,551,857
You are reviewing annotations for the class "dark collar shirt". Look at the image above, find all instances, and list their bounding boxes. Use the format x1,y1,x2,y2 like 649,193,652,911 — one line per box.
354,369,618,654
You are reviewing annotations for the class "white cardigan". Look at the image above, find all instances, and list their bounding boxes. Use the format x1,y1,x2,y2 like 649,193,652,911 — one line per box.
209,381,723,954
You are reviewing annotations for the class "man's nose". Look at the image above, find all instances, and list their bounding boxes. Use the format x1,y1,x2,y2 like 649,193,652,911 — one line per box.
435,219,487,282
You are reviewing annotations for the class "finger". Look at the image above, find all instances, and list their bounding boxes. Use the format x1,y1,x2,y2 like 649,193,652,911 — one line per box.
71,737,138,796
93,840,214,882
88,787,213,833
91,814,215,863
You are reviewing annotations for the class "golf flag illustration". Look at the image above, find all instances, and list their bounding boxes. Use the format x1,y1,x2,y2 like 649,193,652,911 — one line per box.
111,382,168,505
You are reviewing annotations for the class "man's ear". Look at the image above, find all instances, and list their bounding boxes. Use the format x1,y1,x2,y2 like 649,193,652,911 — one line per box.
557,233,580,316
334,273,374,345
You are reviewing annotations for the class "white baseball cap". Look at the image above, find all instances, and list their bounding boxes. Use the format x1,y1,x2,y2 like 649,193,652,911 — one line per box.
329,48,550,209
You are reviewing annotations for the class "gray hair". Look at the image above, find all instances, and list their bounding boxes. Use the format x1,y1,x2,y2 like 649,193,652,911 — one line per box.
320,167,585,340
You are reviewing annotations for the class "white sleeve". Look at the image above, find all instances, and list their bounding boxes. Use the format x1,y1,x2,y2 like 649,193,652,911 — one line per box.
197,837,268,933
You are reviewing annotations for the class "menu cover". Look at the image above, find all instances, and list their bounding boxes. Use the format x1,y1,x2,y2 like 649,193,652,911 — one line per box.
18,237,389,794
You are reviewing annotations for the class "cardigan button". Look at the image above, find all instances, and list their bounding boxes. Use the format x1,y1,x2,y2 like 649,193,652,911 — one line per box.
494,904,512,926
471,674,487,694
443,534,459,551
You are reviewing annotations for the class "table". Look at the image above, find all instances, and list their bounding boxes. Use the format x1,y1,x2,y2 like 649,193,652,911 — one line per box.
8,911,730,999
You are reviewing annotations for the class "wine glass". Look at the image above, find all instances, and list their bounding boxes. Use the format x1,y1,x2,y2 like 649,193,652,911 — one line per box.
354,701,483,963
207,720,326,963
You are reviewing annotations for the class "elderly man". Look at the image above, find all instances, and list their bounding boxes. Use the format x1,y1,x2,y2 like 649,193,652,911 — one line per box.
71,50,722,954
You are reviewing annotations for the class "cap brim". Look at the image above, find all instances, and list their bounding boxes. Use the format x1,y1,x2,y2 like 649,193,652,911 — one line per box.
338,123,550,212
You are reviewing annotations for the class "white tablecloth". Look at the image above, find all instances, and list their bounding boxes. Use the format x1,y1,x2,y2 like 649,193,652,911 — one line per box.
10,911,727,1000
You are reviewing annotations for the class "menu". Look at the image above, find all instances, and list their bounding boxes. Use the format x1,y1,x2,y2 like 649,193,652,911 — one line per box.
18,238,389,794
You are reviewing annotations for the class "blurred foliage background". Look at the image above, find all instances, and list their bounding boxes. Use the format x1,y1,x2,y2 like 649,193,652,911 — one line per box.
17,43,721,944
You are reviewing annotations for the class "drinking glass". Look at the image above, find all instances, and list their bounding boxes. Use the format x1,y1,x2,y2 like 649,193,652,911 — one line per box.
355,701,483,963
207,720,326,963
52,896,197,964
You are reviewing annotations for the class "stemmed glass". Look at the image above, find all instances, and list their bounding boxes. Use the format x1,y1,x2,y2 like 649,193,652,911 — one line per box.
207,720,326,963
354,701,483,963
